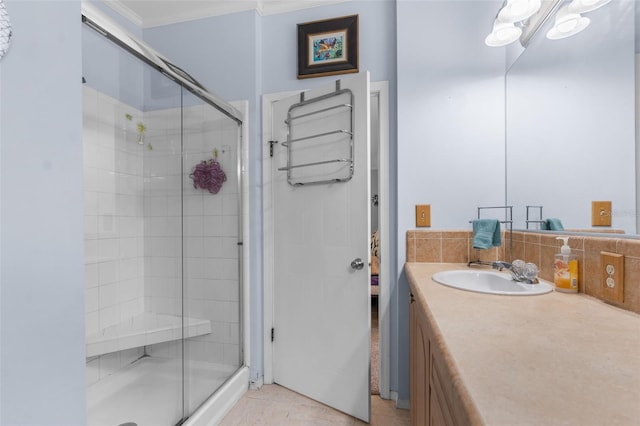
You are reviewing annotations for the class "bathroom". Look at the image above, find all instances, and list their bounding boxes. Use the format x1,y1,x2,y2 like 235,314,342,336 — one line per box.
1,0,637,424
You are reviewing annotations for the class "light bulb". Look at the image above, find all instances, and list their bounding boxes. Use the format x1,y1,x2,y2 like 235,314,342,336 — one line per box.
498,0,542,23
568,0,612,14
546,5,590,40
485,19,522,47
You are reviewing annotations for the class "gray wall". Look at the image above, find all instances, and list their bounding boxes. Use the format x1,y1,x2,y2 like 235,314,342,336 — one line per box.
0,1,86,424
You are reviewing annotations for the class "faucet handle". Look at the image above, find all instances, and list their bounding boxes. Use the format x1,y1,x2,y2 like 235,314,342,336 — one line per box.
524,262,539,281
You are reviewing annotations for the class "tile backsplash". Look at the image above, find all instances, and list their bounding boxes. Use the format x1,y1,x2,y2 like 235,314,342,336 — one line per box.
407,230,640,314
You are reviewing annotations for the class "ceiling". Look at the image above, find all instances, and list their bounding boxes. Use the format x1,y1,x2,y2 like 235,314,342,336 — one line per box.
106,0,349,28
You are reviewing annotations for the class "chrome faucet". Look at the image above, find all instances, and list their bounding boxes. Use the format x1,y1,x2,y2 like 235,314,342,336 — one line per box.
492,260,539,284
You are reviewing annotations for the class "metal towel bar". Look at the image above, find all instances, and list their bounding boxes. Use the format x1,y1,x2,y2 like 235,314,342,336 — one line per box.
277,80,355,186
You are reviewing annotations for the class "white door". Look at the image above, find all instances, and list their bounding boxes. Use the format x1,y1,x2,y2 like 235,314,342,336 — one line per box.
271,72,371,422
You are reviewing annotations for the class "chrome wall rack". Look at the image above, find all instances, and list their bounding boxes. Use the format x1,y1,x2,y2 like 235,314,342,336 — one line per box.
277,80,354,186
468,205,513,267
526,205,546,229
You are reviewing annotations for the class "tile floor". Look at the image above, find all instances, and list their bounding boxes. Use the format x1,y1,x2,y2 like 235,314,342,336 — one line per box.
219,384,411,425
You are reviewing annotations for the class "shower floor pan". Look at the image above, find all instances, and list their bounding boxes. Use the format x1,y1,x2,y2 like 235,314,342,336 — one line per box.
87,356,238,426
86,312,212,357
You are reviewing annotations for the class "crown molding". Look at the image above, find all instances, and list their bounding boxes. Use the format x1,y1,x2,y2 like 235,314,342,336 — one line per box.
107,0,350,28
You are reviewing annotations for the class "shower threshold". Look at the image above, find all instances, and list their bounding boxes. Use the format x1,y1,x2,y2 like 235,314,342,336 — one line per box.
87,356,238,426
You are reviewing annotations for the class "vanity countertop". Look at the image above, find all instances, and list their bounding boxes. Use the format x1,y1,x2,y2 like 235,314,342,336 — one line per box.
406,262,640,426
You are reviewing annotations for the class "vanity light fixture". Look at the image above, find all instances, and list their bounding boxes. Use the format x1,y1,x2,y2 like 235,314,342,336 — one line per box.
568,0,612,14
485,18,523,47
498,0,542,23
485,0,541,47
546,4,590,40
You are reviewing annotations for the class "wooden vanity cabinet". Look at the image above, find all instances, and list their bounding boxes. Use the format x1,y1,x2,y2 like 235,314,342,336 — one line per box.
410,293,475,426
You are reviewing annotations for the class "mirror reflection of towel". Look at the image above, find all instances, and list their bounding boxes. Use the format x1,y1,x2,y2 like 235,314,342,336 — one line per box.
544,218,564,231
472,219,501,249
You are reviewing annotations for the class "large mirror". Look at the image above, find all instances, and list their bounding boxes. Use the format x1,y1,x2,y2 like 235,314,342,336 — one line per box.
506,0,638,235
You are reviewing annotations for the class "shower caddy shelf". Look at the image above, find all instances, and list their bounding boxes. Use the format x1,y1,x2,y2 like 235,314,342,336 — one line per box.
277,81,354,186
85,312,212,358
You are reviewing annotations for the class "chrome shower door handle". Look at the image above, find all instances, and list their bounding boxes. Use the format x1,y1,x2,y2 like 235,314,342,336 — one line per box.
350,258,365,270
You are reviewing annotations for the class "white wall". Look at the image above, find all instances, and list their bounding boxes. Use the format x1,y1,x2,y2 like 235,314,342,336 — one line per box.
0,1,86,424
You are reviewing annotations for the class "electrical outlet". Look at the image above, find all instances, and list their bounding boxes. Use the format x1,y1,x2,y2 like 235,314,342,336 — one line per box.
416,205,431,227
601,251,624,303
592,201,612,226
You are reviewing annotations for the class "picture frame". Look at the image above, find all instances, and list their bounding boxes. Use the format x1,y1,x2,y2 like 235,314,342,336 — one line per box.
297,15,359,79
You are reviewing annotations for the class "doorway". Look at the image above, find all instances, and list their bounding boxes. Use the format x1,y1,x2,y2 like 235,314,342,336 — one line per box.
262,80,390,400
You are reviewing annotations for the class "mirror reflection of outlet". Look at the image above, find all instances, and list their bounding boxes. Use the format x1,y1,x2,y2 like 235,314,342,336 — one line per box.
601,252,624,303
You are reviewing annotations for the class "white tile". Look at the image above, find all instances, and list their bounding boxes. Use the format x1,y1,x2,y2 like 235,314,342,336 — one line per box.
98,261,118,285
184,237,204,258
204,259,238,280
117,279,139,303
120,298,143,321
145,217,168,237
166,195,182,216
222,194,239,215
99,283,117,309
85,215,99,240
85,239,99,262
119,237,139,259
85,287,100,313
85,358,100,387
202,195,224,215
98,214,118,237
99,305,119,330
146,196,168,217
224,301,240,324
184,258,206,279
84,191,99,216
98,238,119,261
85,263,99,289
223,343,240,366
184,217,203,237
184,195,204,216
203,237,238,259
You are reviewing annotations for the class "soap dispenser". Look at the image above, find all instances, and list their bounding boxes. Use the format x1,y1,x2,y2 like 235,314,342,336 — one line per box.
554,237,578,293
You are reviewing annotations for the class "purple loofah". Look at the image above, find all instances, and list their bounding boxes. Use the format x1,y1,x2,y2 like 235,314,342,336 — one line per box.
189,159,226,194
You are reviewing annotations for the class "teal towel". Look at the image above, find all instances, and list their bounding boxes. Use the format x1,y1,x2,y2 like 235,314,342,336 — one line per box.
472,219,501,250
546,218,564,231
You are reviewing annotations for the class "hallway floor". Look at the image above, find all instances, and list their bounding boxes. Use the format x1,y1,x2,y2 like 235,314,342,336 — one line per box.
219,384,410,425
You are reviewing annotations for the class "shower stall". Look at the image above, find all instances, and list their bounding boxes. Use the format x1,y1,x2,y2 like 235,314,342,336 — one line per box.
82,5,245,425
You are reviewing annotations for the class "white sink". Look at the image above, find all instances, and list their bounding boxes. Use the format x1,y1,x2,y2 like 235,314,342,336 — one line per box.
432,270,553,296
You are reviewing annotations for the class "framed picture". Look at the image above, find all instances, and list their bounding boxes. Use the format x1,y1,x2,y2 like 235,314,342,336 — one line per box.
297,15,359,79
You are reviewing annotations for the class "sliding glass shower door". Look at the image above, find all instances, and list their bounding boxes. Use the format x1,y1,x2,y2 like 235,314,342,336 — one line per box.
82,9,243,425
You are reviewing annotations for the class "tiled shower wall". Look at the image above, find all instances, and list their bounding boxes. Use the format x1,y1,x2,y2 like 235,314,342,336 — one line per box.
83,86,146,384
143,105,241,367
84,87,242,383
406,229,640,314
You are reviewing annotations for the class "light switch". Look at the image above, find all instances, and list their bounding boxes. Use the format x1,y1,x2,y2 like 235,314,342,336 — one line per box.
592,201,612,226
416,205,431,227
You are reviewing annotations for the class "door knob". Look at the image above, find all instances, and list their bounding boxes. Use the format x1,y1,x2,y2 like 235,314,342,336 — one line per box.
350,258,365,270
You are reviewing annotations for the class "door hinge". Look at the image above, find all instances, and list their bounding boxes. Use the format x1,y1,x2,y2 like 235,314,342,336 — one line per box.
269,140,278,157
271,327,275,342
